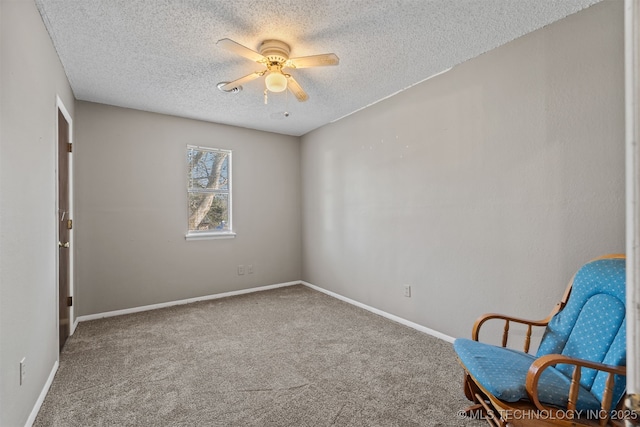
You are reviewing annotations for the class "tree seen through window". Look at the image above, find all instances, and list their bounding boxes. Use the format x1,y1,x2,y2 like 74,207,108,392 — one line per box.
187,146,231,233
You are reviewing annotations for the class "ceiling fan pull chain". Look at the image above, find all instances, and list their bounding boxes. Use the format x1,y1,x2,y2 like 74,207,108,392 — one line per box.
264,88,268,105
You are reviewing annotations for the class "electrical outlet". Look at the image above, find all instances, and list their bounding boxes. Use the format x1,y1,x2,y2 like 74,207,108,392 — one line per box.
237,265,245,275
404,285,411,298
20,357,26,385
247,264,254,274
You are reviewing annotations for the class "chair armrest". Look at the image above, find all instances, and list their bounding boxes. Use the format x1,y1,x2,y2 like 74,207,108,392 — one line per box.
472,313,550,352
472,313,550,340
526,354,626,417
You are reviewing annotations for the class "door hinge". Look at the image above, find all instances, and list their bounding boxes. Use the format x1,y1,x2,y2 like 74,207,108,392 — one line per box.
67,219,73,230
67,296,73,307
67,143,72,153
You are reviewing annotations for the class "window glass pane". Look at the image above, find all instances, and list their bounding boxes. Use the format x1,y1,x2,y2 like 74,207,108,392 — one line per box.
187,146,232,236
188,193,229,232
188,149,229,191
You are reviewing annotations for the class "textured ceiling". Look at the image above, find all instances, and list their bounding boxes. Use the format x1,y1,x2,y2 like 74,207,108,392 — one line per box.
35,0,602,136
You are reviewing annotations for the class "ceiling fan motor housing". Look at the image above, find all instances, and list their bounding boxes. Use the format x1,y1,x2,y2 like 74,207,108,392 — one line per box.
260,39,290,64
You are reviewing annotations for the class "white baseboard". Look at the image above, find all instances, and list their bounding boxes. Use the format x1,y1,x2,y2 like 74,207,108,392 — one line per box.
25,360,58,427
71,316,79,335
301,281,455,343
75,281,301,323
75,279,453,341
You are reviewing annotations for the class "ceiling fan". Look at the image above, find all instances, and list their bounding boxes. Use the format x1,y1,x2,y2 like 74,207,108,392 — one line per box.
216,38,339,102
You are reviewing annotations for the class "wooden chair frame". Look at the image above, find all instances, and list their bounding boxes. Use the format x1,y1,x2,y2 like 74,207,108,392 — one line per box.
460,255,627,427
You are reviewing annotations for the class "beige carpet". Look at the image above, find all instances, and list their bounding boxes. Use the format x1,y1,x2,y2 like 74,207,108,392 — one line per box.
34,285,483,426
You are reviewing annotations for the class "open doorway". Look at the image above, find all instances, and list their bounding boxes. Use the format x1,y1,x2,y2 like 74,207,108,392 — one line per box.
57,98,73,352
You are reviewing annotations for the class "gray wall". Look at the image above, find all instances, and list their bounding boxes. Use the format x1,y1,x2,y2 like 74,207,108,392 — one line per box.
0,0,76,425
74,102,301,315
301,0,625,340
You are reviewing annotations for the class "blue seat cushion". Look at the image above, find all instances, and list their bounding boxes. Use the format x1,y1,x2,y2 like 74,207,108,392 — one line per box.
454,338,602,411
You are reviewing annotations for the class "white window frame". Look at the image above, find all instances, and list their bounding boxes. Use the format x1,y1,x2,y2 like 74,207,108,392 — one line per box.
185,145,235,240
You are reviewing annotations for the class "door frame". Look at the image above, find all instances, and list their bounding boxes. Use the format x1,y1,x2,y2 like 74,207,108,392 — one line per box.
626,0,640,412
55,96,75,345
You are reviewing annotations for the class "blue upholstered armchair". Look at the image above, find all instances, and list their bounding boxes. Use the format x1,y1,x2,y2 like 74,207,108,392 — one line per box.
454,255,627,426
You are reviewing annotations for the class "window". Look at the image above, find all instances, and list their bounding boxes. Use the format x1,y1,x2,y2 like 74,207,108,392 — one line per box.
186,145,234,239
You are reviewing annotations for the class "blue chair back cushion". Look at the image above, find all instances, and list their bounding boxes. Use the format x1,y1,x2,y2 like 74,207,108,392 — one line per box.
455,257,626,410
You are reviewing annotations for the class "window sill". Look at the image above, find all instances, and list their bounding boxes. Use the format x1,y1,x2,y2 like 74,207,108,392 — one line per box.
185,231,236,241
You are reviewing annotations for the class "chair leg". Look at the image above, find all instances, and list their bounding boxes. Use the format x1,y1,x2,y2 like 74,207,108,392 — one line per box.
461,373,505,426
462,403,487,419
463,373,480,401
474,394,505,427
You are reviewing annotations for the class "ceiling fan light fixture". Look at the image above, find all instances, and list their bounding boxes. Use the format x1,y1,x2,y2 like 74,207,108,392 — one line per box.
265,72,287,93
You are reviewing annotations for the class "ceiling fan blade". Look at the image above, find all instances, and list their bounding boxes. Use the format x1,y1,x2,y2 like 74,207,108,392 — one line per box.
217,38,265,63
286,75,309,102
286,53,339,69
220,71,263,91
